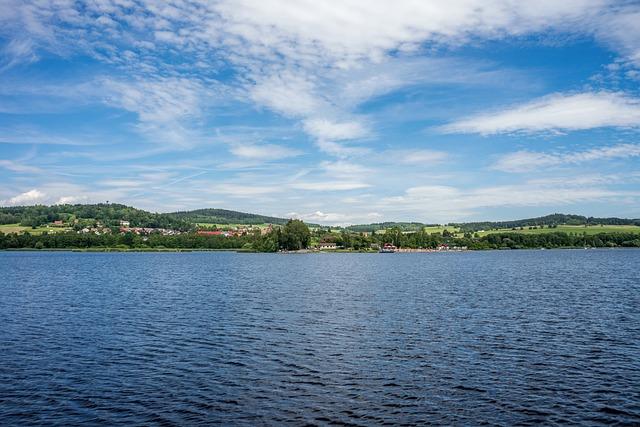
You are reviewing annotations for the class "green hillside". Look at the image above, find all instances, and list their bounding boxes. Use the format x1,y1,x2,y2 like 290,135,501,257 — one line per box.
451,213,640,232
169,208,289,225
0,204,194,231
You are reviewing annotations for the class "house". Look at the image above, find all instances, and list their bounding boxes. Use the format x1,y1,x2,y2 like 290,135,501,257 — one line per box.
197,230,224,236
120,220,130,227
260,224,274,235
319,242,337,250
52,220,64,226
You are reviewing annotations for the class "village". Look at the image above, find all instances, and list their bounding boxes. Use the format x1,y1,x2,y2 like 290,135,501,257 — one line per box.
318,241,468,252
34,218,470,252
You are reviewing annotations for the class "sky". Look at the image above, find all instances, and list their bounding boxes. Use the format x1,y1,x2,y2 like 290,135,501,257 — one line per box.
0,1,639,225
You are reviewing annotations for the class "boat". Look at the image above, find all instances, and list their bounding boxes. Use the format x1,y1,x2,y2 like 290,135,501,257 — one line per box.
380,243,397,253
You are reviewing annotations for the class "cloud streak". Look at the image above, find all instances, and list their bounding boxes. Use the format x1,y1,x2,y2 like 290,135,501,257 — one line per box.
441,92,640,135
493,143,640,172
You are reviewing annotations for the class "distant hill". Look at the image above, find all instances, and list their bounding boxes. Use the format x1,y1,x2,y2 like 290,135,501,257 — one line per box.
450,213,640,232
345,222,440,233
0,203,194,231
1,204,638,232
169,208,290,225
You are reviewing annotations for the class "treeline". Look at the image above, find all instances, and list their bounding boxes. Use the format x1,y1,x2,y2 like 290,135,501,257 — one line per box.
0,204,194,231
0,231,251,250
452,213,640,232
1,229,639,251
476,232,640,249
317,228,640,250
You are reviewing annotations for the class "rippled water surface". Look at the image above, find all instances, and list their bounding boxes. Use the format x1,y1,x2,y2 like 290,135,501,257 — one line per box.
1,250,639,425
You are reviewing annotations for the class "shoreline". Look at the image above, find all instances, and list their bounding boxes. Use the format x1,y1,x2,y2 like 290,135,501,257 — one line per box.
1,247,636,253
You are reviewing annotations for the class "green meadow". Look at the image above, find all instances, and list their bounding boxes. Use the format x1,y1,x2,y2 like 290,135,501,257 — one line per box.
477,224,640,236
0,224,72,235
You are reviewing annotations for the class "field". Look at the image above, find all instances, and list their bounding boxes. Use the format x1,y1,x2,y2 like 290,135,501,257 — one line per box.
477,224,640,236
422,226,461,234
0,224,73,235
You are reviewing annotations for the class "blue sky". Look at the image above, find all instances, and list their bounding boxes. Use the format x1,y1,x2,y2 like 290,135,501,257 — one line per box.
1,1,639,224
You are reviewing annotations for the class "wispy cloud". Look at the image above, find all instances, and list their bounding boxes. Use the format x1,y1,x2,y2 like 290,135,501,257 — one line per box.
229,144,302,161
493,143,640,172
441,92,640,135
380,180,640,222
290,180,370,191
0,159,43,174
288,210,382,226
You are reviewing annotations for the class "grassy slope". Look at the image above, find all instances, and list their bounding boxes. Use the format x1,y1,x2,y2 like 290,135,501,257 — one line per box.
422,226,460,234
477,224,640,236
0,224,73,235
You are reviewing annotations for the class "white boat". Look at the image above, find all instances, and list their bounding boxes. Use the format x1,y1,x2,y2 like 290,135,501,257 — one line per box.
380,243,397,253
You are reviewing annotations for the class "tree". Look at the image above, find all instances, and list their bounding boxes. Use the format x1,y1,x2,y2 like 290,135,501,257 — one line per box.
383,227,404,247
253,232,279,252
279,219,311,250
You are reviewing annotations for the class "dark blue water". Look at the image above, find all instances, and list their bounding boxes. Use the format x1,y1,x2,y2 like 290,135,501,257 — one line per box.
1,250,639,425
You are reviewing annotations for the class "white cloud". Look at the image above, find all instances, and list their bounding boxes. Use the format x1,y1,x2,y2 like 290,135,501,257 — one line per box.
250,72,321,117
442,92,640,135
320,160,371,177
5,0,619,155
213,0,607,65
380,181,639,221
56,195,88,205
1,189,46,206
391,149,449,165
314,140,370,157
1,38,38,70
209,184,282,197
287,210,382,225
493,143,640,172
229,144,301,161
302,119,370,157
0,159,43,173
102,77,203,123
303,118,368,140
595,5,640,67
100,77,213,147
290,180,370,191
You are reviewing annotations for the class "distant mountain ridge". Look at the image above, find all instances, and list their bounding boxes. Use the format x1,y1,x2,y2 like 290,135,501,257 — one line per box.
169,208,290,225
450,213,640,232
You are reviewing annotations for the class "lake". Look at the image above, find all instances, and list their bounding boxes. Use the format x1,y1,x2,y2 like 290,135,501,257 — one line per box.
1,250,639,425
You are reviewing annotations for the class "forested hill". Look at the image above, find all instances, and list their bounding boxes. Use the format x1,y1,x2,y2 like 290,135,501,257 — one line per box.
451,213,640,232
0,204,293,229
0,204,194,231
169,208,289,225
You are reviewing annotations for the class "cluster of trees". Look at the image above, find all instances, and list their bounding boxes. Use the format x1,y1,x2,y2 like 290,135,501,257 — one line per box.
250,219,311,251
